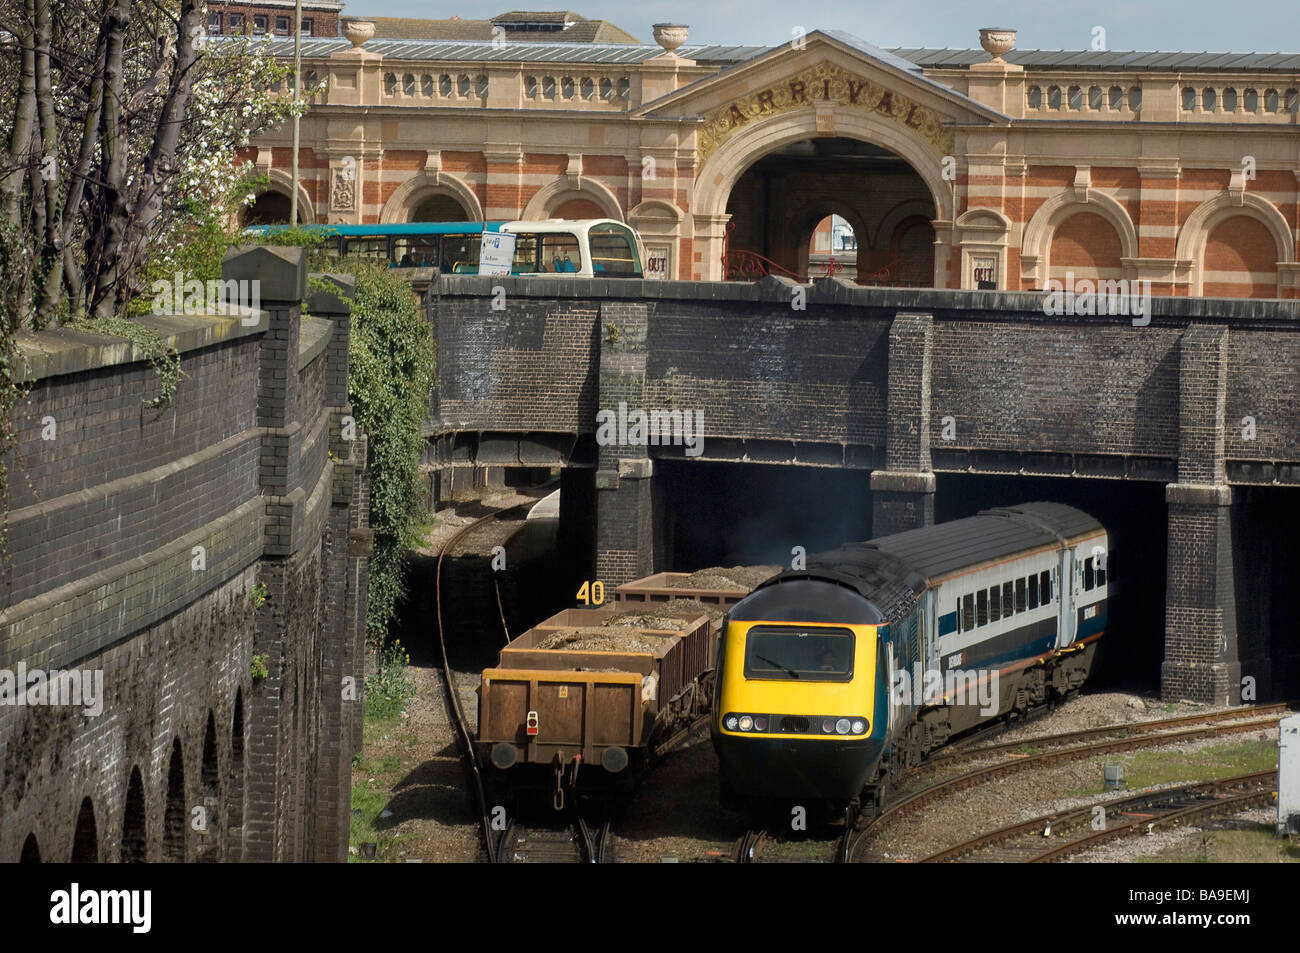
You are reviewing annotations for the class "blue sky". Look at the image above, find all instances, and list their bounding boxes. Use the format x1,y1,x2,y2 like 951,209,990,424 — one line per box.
339,0,1299,51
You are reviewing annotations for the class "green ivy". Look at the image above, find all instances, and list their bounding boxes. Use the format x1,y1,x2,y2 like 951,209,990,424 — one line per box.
344,259,436,645
67,316,185,409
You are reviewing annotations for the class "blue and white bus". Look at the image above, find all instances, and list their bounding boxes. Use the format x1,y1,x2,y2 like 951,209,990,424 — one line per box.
243,219,648,278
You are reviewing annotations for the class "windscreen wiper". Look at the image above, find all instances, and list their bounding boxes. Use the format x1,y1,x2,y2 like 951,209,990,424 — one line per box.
755,654,799,678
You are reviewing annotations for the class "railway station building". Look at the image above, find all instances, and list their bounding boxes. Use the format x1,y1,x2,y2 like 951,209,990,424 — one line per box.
247,17,1300,297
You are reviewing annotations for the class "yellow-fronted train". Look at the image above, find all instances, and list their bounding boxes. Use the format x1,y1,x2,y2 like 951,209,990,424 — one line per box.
711,502,1111,825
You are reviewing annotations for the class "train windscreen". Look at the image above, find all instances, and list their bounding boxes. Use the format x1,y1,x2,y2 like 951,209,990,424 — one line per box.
742,625,855,682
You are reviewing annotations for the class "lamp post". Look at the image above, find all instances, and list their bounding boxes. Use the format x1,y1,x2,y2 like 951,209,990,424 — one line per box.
289,0,302,224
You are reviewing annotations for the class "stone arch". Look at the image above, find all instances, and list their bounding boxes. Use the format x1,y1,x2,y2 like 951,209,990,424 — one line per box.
1175,192,1294,295
791,203,871,279
240,169,315,226
227,689,245,862
163,738,186,862
521,176,623,221
121,766,146,862
71,796,98,862
379,171,484,224
692,106,955,281
874,198,940,251
198,712,220,862
1020,189,1138,287
955,206,1013,231
20,833,40,863
628,198,685,227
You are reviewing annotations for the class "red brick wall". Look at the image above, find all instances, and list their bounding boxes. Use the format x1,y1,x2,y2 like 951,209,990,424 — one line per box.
1049,211,1123,278
1204,215,1278,298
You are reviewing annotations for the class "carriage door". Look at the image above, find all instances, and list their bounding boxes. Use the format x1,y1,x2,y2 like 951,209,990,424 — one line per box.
1058,546,1078,648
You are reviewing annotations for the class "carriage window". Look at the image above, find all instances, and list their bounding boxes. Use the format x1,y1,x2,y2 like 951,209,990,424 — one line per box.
961,594,974,631
1015,577,1027,613
1040,570,1052,602
988,585,1000,621
1002,582,1014,618
589,224,642,276
976,589,988,627
1083,557,1095,591
1097,554,1107,587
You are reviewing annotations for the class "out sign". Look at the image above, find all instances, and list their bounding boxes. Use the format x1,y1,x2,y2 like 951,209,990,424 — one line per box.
645,248,668,280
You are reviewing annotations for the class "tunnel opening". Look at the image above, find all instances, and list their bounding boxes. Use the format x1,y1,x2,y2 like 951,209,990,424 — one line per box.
934,473,1169,697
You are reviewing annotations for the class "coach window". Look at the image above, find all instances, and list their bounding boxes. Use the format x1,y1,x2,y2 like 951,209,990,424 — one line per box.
1040,570,1052,602
1095,557,1106,587
962,594,975,631
1002,582,1014,618
988,585,1000,621
1015,577,1027,613
1083,557,1094,591
976,589,988,627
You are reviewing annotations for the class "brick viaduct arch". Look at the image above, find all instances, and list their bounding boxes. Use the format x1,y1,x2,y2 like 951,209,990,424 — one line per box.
692,107,955,283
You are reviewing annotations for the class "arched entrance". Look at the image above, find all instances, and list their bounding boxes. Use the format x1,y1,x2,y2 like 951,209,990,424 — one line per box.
723,136,935,283
412,193,470,222
121,766,146,862
71,797,97,862
694,108,953,284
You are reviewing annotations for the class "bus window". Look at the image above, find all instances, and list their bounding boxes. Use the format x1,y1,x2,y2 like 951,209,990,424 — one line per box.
510,233,581,273
342,237,389,259
441,235,482,273
589,223,642,276
393,236,440,268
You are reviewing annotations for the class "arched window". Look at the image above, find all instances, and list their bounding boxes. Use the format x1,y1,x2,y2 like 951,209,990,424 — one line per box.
1222,88,1237,111
198,712,220,862
1108,86,1124,109
1245,88,1259,111
121,767,146,862
383,73,396,96
403,74,415,96
227,690,246,862
1027,86,1041,109
457,74,470,97
1265,88,1279,112
20,833,40,864
163,739,185,862
71,797,97,862
580,77,594,100
1067,85,1082,110
1047,86,1061,110
1088,86,1102,110
561,76,574,99
1202,87,1217,111
421,75,433,97
1182,87,1196,111
440,74,453,97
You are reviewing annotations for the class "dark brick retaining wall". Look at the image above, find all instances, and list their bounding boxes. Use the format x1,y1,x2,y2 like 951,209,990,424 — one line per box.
0,248,369,863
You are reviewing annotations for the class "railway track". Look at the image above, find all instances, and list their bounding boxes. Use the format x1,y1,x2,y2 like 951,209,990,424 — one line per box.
928,702,1292,772
733,807,856,863
847,707,1288,862
493,814,614,863
920,770,1275,863
433,488,556,864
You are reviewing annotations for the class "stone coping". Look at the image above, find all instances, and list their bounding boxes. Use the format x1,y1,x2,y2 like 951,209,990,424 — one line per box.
298,316,334,372
432,274,1300,324
13,311,268,384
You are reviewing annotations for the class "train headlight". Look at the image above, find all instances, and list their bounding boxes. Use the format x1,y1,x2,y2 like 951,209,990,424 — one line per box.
822,719,835,734
724,715,739,731
835,718,851,735
753,716,768,732
851,719,867,734
739,715,754,731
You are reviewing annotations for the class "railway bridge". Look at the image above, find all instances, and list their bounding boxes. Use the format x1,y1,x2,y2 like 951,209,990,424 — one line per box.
429,275,1300,705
